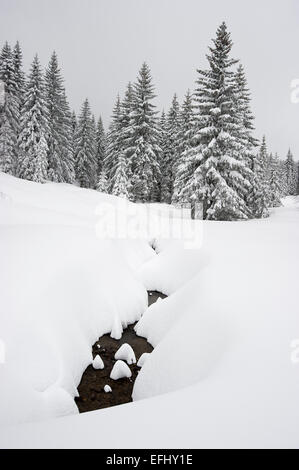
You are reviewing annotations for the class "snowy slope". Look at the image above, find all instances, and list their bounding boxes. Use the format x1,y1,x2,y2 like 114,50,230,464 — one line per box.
0,173,154,425
0,173,298,448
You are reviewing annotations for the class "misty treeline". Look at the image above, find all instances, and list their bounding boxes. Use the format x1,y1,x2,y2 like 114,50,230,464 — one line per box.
0,23,298,220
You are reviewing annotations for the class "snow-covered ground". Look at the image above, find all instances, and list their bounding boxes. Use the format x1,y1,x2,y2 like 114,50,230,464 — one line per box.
0,172,299,448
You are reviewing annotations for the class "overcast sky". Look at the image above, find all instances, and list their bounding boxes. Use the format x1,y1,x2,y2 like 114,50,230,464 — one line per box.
0,0,298,159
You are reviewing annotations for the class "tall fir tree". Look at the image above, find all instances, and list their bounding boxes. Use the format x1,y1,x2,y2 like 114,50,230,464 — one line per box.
0,42,19,174
178,23,253,220
110,152,129,198
17,55,48,182
95,116,106,179
70,111,77,166
104,95,122,192
248,136,270,218
268,153,282,207
160,93,181,203
96,169,108,193
119,82,135,191
12,41,25,113
234,64,258,170
127,63,161,202
45,52,74,183
285,149,297,195
75,98,97,188
172,90,195,204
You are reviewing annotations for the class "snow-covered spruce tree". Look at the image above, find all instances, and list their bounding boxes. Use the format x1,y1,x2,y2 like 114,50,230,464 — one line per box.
180,23,253,220
70,111,77,170
45,52,75,183
285,149,297,195
13,41,25,114
95,116,106,179
104,95,122,192
172,90,195,204
234,64,258,171
127,63,161,202
160,94,181,203
75,98,97,188
268,153,282,207
96,169,108,193
119,82,135,191
278,158,288,197
60,89,76,183
248,136,270,218
110,152,129,198
157,110,167,200
105,85,135,197
0,42,19,174
17,55,48,182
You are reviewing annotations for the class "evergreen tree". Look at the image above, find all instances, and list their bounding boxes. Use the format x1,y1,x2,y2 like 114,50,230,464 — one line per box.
45,52,74,183
17,55,48,182
127,63,161,202
160,93,180,203
285,149,297,195
95,116,106,179
119,82,135,190
234,64,258,170
179,23,253,220
248,136,270,218
110,153,129,198
96,169,108,193
172,90,195,204
158,110,167,200
60,89,75,183
70,111,77,166
13,41,25,112
104,95,122,192
75,98,96,188
268,153,282,207
0,42,19,174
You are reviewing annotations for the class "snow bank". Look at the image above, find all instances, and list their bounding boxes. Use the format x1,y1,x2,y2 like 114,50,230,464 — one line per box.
133,201,299,448
137,352,150,368
0,173,154,426
1,171,298,449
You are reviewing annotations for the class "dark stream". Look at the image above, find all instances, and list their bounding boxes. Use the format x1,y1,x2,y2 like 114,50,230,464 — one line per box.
75,291,166,413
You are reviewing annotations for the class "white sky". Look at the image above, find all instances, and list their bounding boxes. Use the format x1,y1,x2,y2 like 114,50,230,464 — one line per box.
0,0,298,159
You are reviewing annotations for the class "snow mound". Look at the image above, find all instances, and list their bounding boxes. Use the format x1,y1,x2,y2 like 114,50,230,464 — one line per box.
114,343,136,365
110,316,123,340
104,385,112,393
110,360,132,380
137,353,150,368
92,355,104,370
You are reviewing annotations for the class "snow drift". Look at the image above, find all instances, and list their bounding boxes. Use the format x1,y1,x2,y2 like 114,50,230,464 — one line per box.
1,173,299,449
0,172,154,425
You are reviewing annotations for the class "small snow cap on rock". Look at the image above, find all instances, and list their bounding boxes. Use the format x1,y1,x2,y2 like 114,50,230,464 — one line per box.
110,360,132,380
92,355,104,370
137,352,150,368
104,385,112,393
110,315,123,340
114,343,136,365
